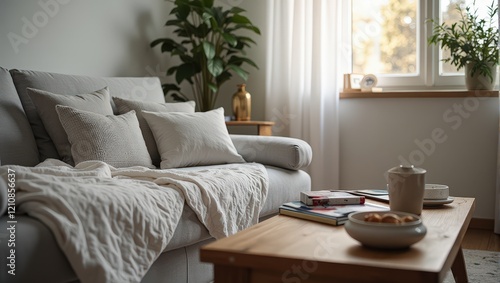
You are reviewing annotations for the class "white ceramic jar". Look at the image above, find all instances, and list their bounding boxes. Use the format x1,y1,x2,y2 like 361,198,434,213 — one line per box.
387,165,426,215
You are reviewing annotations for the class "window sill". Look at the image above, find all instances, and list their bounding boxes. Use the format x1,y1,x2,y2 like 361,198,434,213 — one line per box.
340,90,499,99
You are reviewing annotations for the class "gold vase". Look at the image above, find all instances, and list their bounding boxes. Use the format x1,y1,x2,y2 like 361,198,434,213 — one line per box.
232,84,251,121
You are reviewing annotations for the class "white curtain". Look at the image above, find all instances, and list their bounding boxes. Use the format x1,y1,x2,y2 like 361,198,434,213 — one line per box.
495,0,500,234
265,0,341,189
496,118,500,233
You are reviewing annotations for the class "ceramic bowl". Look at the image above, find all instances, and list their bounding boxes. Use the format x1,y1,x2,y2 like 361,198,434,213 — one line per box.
344,211,427,249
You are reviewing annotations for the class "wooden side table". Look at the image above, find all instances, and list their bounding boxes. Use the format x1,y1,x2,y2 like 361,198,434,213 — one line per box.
225,121,275,136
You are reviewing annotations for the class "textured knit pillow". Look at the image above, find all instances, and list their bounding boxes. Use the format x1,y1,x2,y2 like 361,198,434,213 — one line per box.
55,105,154,168
113,97,195,167
27,87,114,165
142,108,245,169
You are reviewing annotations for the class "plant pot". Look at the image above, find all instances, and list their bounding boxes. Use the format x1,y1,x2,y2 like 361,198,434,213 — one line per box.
465,62,497,91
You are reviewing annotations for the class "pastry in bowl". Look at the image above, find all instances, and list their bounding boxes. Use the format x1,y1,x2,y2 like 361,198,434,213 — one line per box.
345,211,427,249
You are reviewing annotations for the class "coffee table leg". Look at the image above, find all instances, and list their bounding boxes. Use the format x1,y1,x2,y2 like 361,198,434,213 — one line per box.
451,247,468,283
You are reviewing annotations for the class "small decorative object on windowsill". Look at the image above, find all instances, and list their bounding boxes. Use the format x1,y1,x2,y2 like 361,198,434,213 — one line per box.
427,1,498,90
232,84,251,121
343,73,364,91
360,74,378,92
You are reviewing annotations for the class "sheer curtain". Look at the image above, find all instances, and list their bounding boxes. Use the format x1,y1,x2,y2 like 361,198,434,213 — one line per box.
265,0,341,189
495,0,499,234
496,118,500,233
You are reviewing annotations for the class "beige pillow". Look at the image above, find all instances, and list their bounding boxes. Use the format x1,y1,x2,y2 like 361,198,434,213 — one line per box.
113,97,195,167
55,105,154,168
27,87,114,165
142,108,245,169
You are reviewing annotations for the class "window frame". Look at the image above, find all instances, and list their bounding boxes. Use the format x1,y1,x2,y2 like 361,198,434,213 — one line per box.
343,0,498,91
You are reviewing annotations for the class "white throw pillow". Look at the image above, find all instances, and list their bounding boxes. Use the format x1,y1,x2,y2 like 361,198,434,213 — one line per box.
27,87,114,165
55,105,154,168
142,108,245,169
113,97,195,167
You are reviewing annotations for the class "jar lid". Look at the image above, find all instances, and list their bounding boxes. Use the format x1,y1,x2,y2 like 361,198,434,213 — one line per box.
388,165,426,175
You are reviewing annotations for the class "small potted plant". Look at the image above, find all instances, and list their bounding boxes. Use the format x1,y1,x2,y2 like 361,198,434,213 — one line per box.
151,0,260,111
428,1,498,90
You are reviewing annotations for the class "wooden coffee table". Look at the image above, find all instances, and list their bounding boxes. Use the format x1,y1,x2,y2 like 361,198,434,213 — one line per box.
200,197,475,283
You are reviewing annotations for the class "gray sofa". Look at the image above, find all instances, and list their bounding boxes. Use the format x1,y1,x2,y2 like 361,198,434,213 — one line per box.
0,67,312,283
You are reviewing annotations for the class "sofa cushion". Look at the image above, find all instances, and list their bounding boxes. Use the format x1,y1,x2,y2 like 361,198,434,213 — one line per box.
0,67,39,166
230,134,313,170
10,68,164,162
56,105,154,168
27,87,114,165
113,97,196,167
142,108,245,169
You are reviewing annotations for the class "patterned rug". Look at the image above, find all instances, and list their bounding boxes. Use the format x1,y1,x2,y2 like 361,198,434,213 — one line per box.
443,249,500,283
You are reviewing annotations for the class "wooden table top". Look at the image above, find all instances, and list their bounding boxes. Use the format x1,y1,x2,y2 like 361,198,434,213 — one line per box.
200,197,475,283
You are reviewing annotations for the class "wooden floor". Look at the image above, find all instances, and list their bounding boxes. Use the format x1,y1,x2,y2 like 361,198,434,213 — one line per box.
462,228,500,252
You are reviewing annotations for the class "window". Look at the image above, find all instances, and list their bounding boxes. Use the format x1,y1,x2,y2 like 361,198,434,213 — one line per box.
347,0,498,90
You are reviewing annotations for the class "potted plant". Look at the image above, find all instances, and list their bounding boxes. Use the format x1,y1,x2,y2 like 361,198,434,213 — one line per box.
428,1,499,90
151,0,260,111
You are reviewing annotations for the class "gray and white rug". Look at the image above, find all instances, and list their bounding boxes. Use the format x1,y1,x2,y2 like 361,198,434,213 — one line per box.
444,249,500,283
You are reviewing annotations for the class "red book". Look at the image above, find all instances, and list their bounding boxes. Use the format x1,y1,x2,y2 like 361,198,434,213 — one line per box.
300,191,365,206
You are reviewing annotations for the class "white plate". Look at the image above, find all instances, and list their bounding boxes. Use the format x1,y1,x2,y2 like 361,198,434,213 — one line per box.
423,197,454,206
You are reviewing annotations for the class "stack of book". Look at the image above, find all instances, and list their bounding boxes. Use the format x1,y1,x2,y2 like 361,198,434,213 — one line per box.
279,190,388,226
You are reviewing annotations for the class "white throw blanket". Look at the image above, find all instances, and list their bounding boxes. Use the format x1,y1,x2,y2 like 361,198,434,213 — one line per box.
0,159,268,283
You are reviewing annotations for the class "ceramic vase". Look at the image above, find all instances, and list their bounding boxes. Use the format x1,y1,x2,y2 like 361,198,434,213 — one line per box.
232,84,251,121
465,62,497,91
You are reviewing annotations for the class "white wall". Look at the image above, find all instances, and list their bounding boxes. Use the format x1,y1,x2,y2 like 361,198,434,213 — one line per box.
1,0,498,219
0,0,169,77
340,97,499,219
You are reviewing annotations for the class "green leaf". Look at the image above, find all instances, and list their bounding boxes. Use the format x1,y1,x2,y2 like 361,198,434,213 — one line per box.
229,7,245,14
207,58,224,77
229,56,259,69
201,0,214,8
203,41,215,59
150,38,166,48
171,93,189,102
228,64,248,81
222,33,237,47
176,63,196,84
208,82,218,93
216,71,232,85
212,7,224,27
237,36,257,45
202,12,213,26
175,2,190,20
162,83,181,94
235,24,261,35
231,14,251,25
166,66,177,76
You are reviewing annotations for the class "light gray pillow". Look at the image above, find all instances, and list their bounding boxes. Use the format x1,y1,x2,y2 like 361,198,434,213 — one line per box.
142,108,245,169
113,97,195,167
27,87,114,165
55,105,154,168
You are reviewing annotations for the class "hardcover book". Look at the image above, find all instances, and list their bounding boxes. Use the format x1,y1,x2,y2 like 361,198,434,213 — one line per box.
300,190,365,206
279,201,388,226
347,189,390,203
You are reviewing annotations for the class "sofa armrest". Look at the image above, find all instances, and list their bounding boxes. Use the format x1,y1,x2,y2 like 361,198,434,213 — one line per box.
230,135,312,170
